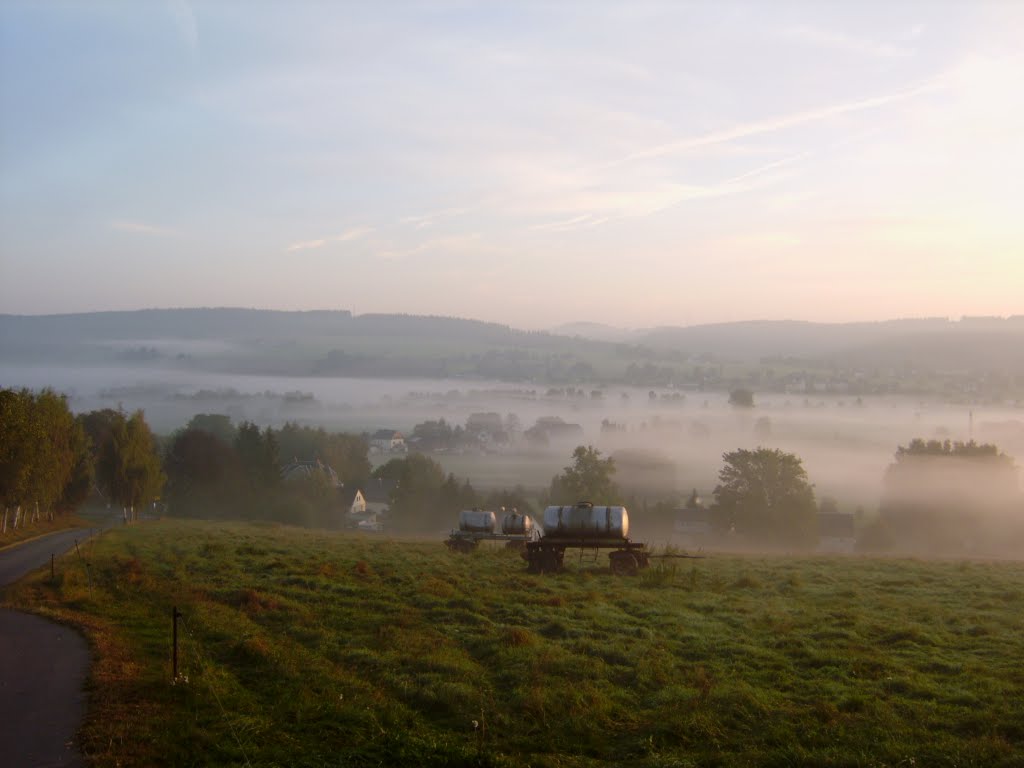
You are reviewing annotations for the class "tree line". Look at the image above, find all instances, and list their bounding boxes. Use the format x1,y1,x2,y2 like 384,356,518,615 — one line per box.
1,389,164,531
4,385,1020,553
545,440,1023,554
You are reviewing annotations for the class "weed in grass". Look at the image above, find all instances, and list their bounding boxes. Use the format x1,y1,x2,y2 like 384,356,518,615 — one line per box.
640,563,677,587
731,574,763,589
502,626,537,647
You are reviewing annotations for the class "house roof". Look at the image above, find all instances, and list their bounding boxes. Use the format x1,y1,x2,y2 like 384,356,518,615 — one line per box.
371,429,403,440
280,459,340,487
361,477,397,503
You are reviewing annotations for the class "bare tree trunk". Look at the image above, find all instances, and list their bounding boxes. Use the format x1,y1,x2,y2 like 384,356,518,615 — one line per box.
14,506,22,529
2,508,7,534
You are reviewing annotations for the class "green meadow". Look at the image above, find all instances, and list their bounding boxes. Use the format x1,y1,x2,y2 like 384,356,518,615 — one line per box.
7,520,1024,767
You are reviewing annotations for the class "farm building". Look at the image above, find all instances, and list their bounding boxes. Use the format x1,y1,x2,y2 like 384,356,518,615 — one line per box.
345,477,396,531
674,490,714,546
280,458,341,487
818,512,856,553
370,429,406,454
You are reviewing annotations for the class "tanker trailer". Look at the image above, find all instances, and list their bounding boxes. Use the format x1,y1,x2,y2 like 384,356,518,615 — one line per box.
445,508,537,552
525,501,649,575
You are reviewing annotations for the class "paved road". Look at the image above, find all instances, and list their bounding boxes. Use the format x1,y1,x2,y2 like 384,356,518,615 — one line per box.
1,529,96,767
0,528,96,587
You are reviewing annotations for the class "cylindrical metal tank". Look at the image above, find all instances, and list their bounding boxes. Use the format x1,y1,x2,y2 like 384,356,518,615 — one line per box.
542,502,629,539
501,511,534,535
458,509,496,533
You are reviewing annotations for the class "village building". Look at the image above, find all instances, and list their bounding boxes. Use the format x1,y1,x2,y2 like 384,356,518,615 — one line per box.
369,429,406,454
344,477,396,532
674,489,713,547
280,458,341,487
818,512,856,553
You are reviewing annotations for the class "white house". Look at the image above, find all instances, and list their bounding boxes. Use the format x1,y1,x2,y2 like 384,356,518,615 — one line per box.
346,478,396,531
370,429,406,454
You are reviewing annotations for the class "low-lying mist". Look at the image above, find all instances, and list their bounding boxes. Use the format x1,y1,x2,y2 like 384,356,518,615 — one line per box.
5,359,1023,558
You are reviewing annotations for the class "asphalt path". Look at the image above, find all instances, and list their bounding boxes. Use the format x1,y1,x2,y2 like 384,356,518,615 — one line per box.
0,528,96,587
1,528,97,767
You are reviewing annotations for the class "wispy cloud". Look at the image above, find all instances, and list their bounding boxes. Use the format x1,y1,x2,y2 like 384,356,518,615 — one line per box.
377,233,482,261
110,219,180,237
778,25,915,60
337,226,374,242
286,238,327,252
530,213,612,232
167,0,199,59
285,226,373,252
615,77,947,165
400,207,472,230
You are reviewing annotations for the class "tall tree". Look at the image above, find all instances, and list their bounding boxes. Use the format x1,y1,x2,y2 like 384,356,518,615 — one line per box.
0,388,88,518
234,421,280,490
875,439,1022,554
276,422,370,487
713,447,817,548
91,409,164,517
728,388,755,408
548,445,619,504
164,428,242,519
375,453,447,533
185,413,237,445
0,388,35,511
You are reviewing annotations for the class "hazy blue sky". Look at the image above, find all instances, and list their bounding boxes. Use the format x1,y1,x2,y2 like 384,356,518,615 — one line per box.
1,1,1022,328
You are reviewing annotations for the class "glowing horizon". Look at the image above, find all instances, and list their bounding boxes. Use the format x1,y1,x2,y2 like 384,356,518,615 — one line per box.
1,1,1022,329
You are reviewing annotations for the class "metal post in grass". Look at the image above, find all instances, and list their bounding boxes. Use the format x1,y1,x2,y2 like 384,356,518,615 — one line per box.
172,606,182,682
74,539,92,593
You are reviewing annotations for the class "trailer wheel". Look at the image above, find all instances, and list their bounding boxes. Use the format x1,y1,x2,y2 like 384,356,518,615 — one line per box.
447,538,476,554
609,550,639,576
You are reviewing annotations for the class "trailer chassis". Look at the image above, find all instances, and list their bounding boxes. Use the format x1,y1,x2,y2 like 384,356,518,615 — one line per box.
524,537,650,575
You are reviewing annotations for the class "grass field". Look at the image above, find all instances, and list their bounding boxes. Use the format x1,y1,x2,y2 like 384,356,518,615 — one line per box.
6,520,1024,767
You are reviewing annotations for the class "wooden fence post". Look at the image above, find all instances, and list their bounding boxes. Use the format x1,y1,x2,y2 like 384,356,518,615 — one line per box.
172,606,182,682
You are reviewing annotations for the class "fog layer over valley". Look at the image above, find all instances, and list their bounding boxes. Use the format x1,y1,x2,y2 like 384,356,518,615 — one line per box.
3,309,1023,555
5,360,1022,532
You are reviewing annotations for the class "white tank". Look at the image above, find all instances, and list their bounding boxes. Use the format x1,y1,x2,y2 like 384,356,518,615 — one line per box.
501,512,534,535
458,509,496,533
542,502,629,539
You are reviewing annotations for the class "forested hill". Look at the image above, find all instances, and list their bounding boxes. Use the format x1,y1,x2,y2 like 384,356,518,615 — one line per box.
0,308,618,381
2,309,1023,393
0,308,528,343
634,317,1024,372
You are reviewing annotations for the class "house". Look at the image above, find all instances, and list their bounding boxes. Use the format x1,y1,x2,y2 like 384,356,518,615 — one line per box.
524,416,584,446
280,458,341,487
465,412,509,448
370,429,406,454
818,512,856,553
674,489,713,546
345,477,397,531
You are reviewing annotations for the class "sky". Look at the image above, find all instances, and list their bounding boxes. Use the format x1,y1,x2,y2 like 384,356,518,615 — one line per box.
1,1,1022,330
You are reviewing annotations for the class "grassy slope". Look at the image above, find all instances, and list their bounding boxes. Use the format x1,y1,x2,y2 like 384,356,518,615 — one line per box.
6,520,1024,767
